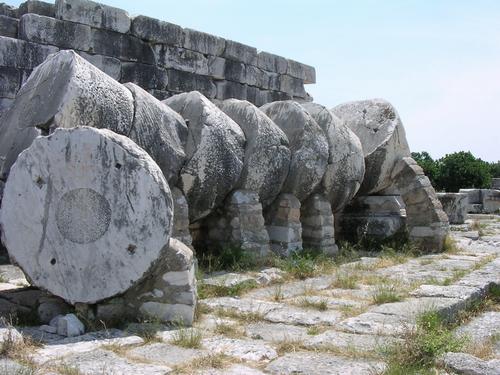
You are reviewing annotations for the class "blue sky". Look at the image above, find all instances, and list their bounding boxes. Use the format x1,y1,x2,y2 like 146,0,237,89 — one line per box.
8,0,500,161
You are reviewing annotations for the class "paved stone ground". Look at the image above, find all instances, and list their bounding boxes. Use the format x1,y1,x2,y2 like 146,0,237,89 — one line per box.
0,214,499,374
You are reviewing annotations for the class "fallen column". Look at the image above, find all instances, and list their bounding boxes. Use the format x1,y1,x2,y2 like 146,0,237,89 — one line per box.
437,193,468,224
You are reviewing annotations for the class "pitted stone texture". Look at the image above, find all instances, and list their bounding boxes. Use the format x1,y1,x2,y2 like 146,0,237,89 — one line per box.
0,15,18,38
0,50,134,182
18,1,55,17
441,352,500,375
55,0,131,34
245,322,309,342
118,238,197,325
332,98,411,195
455,312,500,348
304,330,401,352
0,35,59,69
77,52,121,80
124,83,187,186
300,194,338,256
261,101,328,202
437,192,468,224
392,157,449,251
183,28,225,56
164,91,245,222
265,194,302,256
131,15,184,46
0,127,173,304
266,352,385,375
301,102,365,212
218,99,291,207
128,342,204,367
203,336,278,362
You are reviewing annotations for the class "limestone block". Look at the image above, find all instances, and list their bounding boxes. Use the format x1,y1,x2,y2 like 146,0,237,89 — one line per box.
90,28,154,64
492,178,500,189
164,91,245,222
0,15,18,38
223,40,257,65
257,51,288,74
267,90,293,102
131,15,184,45
265,194,302,256
0,4,18,18
153,45,208,75
77,51,121,80
0,126,173,304
124,238,197,325
279,75,306,98
183,28,225,56
218,99,290,206
0,50,134,181
207,56,225,79
286,59,316,84
482,189,500,213
19,14,91,51
19,1,55,17
458,188,481,204
55,0,131,34
121,62,168,90
0,36,59,69
332,99,411,195
216,80,247,101
54,314,85,337
167,69,216,98
245,87,270,107
0,66,20,99
171,187,193,248
123,83,187,186
437,193,468,224
300,194,337,255
261,101,329,202
301,102,365,213
245,65,271,89
224,59,246,83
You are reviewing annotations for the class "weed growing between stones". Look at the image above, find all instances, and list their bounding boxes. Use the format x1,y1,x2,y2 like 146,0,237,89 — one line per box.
213,322,243,338
297,297,328,311
383,310,466,374
470,220,487,237
172,354,233,374
171,327,202,349
371,284,404,305
198,279,258,299
442,235,460,253
214,308,265,324
52,363,82,375
330,272,358,289
275,338,306,355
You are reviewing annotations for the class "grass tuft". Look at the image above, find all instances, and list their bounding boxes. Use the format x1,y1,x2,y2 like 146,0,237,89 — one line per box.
331,272,358,289
372,284,404,305
171,327,203,349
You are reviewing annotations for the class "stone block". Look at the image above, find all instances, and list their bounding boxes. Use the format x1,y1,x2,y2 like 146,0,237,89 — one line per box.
245,65,271,88
131,15,183,45
482,189,500,213
287,58,316,83
223,59,246,82
90,28,154,64
492,178,500,189
279,74,306,97
78,51,121,80
223,39,257,65
19,13,92,51
265,194,302,256
147,89,171,101
0,4,18,18
55,0,131,34
267,90,292,102
0,36,59,69
215,80,247,100
167,69,216,98
18,0,55,17
121,62,168,90
0,15,18,38
207,55,225,79
0,97,14,114
437,192,468,224
172,187,193,248
0,66,21,98
153,44,208,75
183,28,225,55
257,51,287,74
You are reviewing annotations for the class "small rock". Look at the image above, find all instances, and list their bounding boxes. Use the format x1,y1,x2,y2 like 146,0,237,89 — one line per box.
55,314,85,337
39,325,58,334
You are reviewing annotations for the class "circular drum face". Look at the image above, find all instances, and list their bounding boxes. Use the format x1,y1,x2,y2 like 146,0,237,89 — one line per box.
0,127,173,304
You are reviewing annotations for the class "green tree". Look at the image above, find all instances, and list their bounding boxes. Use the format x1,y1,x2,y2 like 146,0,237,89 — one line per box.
436,151,492,192
489,161,500,178
411,151,439,188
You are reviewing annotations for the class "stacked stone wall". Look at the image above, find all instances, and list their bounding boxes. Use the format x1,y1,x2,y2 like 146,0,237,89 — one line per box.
0,0,315,115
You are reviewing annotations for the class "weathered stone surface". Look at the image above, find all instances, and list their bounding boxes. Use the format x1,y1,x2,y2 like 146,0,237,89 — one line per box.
203,336,278,362
121,62,168,90
19,13,91,51
265,193,302,256
77,51,121,80
0,3,18,18
261,101,329,201
437,192,468,224
37,296,71,323
0,50,134,182
164,91,245,221
53,313,85,337
218,99,290,206
455,311,500,346
265,305,343,326
0,359,29,374
441,352,500,375
183,28,225,55
266,352,385,375
0,15,18,38
257,51,288,74
19,1,55,17
338,312,414,336
123,82,187,186
332,99,411,195
410,284,484,304
0,66,20,99
0,127,173,304
90,28,154,64
245,322,309,342
301,102,365,212
286,59,316,84
304,330,401,352
131,15,184,45
56,0,131,33
167,69,216,98
154,44,209,75
223,40,257,65
0,36,59,69
216,80,247,101
279,75,306,97
171,187,193,247
128,342,204,367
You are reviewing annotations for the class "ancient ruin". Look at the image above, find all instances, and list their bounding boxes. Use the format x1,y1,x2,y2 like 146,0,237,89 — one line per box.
0,1,498,374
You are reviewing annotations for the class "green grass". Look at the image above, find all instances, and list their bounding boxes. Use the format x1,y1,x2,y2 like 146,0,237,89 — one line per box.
297,297,328,311
383,310,467,374
372,284,404,305
171,328,203,349
198,279,258,299
331,272,358,289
